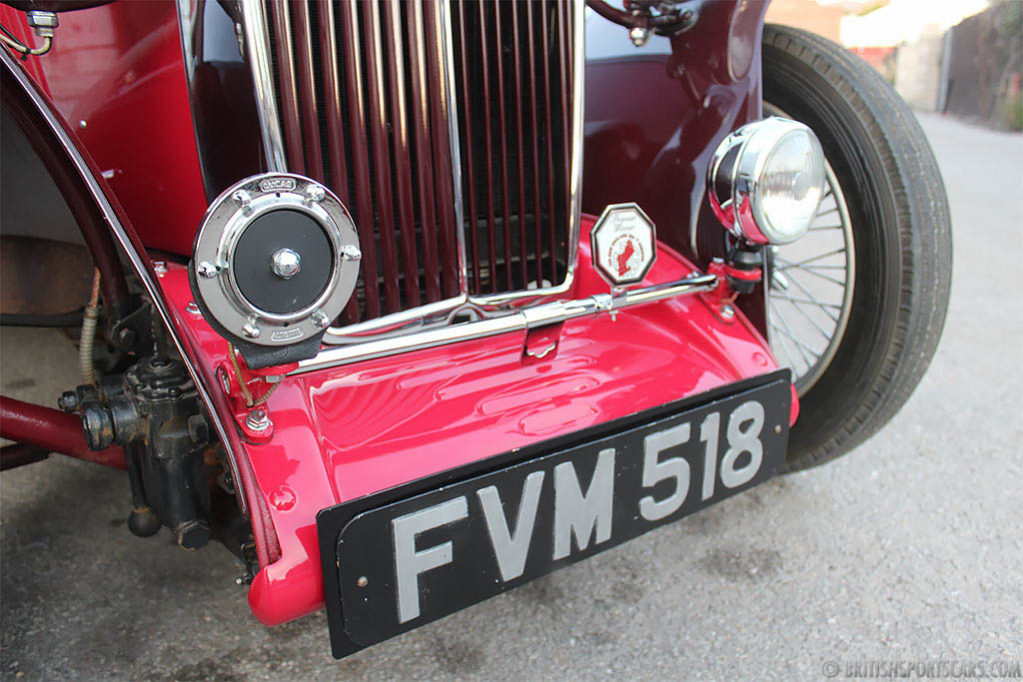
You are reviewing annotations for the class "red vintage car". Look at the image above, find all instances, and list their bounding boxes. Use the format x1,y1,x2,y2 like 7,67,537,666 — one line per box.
0,0,951,657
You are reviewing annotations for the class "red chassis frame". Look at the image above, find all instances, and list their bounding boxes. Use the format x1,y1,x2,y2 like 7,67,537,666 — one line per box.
0,1,796,626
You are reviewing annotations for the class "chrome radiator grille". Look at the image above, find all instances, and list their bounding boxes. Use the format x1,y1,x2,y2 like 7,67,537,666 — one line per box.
452,0,575,296
246,0,581,329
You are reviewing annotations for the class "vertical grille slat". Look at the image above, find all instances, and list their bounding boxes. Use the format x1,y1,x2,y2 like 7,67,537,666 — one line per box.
317,0,357,323
407,0,442,302
557,0,572,249
261,0,577,327
291,0,324,182
383,2,422,309
339,0,381,319
268,0,305,173
474,1,498,293
455,0,481,293
540,1,558,284
525,2,545,288
317,0,347,200
361,0,401,313
424,1,460,300
492,4,513,291
510,1,529,289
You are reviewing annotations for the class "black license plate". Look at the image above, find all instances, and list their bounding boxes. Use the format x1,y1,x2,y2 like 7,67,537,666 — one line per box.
317,371,791,657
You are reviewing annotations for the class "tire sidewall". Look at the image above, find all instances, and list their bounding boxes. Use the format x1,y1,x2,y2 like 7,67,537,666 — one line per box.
761,31,907,463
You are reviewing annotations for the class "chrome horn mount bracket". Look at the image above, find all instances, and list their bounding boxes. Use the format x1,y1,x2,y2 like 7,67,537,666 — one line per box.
189,173,361,369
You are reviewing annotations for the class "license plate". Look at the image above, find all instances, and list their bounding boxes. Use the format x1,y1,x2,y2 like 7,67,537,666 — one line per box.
317,371,791,657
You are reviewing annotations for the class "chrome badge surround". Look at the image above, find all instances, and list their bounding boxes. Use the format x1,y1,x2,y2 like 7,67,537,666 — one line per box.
192,173,361,347
590,203,657,287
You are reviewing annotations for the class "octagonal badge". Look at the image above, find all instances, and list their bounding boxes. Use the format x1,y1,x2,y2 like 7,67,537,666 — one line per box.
590,203,657,286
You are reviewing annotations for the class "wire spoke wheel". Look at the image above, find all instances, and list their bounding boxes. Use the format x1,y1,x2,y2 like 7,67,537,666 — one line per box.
762,102,856,396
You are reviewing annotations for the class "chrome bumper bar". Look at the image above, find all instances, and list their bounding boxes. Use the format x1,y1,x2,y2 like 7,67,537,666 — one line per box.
290,272,717,375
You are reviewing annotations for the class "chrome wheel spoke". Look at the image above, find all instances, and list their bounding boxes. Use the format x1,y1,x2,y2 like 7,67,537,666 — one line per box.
775,271,841,322
769,322,800,370
761,123,856,396
775,294,834,340
783,247,846,268
775,258,846,286
780,263,846,270
769,301,818,366
770,293,841,311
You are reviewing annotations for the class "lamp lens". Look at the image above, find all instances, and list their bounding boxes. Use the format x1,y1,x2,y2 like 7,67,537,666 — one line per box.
757,130,825,243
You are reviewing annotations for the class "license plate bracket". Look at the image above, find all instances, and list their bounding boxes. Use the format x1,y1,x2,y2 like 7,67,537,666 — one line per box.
317,370,791,658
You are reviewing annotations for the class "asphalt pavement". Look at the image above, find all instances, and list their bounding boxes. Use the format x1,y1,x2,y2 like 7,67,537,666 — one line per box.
1,113,1021,680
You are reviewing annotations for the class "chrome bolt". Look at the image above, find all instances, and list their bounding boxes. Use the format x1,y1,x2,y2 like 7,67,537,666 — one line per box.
341,245,362,262
78,120,87,129
152,261,168,276
185,301,201,316
246,408,271,433
197,261,218,278
629,26,650,48
242,318,261,339
719,303,735,320
271,248,302,279
357,576,369,588
304,184,326,204
311,310,331,329
233,190,253,215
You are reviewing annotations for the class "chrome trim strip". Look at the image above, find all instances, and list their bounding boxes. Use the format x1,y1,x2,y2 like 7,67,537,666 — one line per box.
239,0,286,172
438,0,469,299
174,0,196,81
294,272,717,374
569,0,586,289
0,49,246,511
323,294,466,342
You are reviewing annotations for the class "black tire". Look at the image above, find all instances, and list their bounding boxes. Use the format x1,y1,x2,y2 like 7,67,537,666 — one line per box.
761,24,952,472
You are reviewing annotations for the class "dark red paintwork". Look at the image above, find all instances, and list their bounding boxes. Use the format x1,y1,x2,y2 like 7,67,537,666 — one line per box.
0,396,125,468
0,1,207,256
583,0,767,265
157,213,795,626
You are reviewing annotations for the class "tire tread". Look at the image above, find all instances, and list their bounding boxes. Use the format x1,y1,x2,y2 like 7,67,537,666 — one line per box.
762,25,952,471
